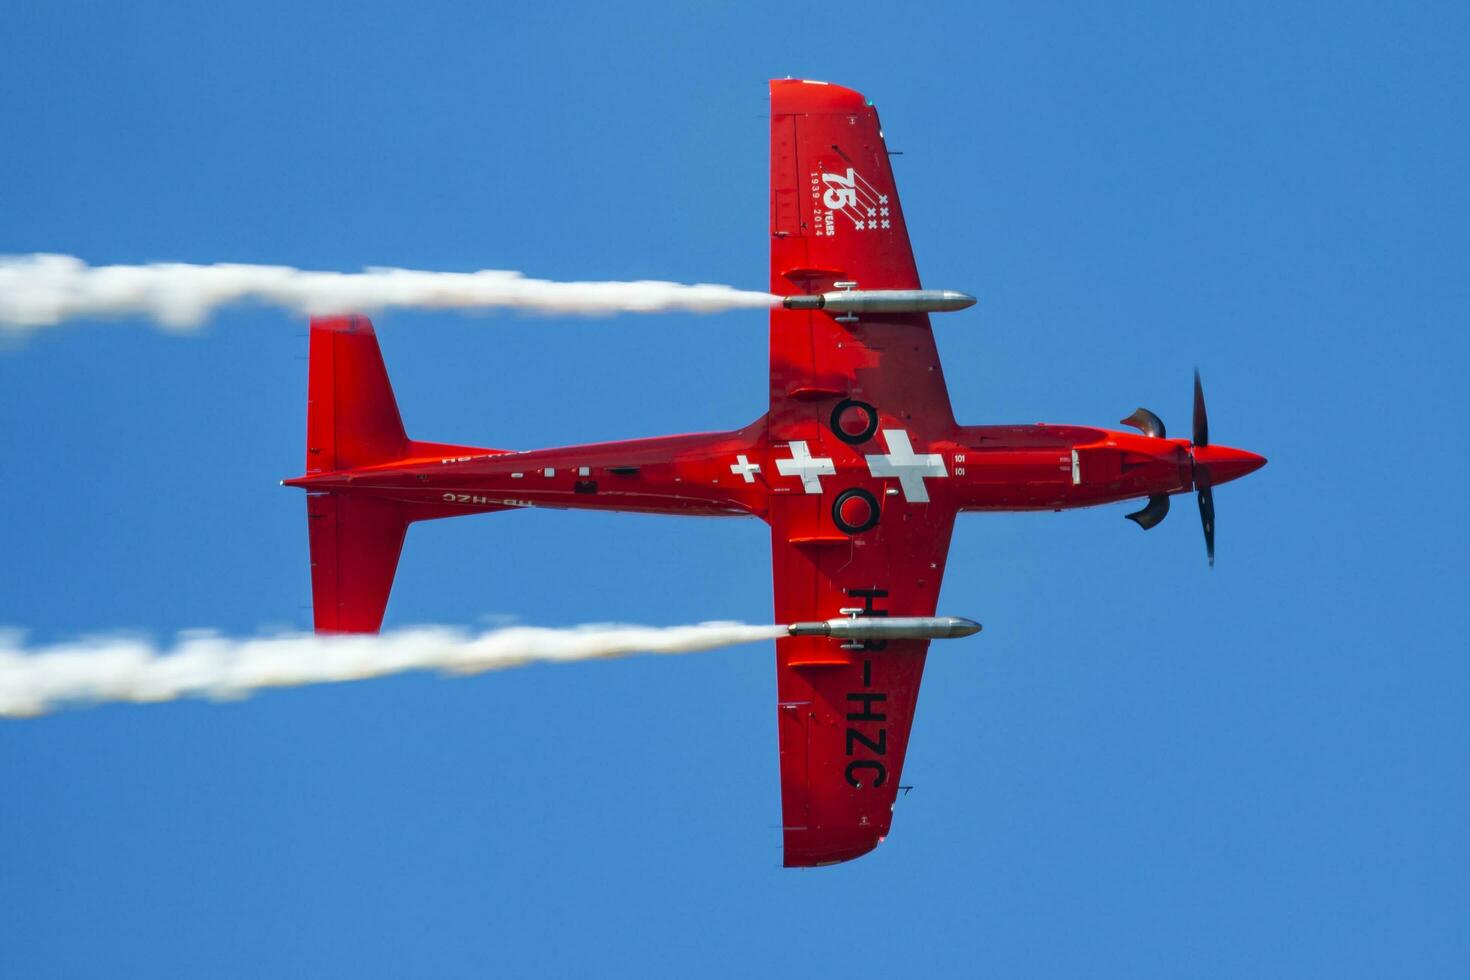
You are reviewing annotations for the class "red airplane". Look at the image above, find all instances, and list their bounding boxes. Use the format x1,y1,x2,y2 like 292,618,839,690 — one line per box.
284,79,1265,867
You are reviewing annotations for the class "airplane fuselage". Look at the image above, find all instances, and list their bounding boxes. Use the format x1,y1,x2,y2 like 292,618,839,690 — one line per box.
286,419,1259,521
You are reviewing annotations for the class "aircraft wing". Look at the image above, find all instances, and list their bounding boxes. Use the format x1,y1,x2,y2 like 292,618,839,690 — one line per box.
770,496,956,866
767,78,956,436
766,80,960,866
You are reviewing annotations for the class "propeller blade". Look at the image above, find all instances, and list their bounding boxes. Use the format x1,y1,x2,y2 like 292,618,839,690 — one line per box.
1125,493,1170,530
1197,484,1215,566
1193,369,1209,447
1120,408,1166,439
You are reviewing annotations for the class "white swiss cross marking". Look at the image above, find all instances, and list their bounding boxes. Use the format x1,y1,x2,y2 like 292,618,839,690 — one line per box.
776,441,835,494
865,429,948,503
730,454,761,483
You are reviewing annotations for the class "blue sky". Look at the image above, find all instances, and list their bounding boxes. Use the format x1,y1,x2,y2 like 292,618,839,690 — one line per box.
2,1,1466,976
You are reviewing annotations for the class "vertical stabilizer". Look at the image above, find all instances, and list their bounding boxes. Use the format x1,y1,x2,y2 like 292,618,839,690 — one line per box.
306,315,408,473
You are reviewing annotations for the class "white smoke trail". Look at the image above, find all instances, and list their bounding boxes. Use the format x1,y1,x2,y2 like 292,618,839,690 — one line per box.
0,253,778,331
0,621,783,718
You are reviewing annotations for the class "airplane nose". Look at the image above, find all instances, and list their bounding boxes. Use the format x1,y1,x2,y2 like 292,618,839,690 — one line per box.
1192,445,1267,486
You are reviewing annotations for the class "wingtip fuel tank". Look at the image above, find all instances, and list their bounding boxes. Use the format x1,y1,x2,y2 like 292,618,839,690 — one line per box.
786,616,982,641
781,289,977,315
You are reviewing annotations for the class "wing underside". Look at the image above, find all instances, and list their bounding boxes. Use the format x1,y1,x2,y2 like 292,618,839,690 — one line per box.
771,497,955,865
767,79,960,866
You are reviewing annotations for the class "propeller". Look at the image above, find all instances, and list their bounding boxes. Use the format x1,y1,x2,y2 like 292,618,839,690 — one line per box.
1122,370,1263,565
1193,369,1215,566
1192,368,1209,447
1121,406,1168,529
1124,493,1170,530
1121,407,1165,439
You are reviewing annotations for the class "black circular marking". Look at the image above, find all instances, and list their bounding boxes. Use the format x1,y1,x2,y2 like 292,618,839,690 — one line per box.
831,487,881,535
830,398,879,445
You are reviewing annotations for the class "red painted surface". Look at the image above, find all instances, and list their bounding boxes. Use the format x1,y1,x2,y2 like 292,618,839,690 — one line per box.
284,80,1266,867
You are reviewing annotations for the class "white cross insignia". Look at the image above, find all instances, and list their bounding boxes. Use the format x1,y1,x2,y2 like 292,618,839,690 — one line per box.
775,441,835,494
865,429,947,503
730,454,761,483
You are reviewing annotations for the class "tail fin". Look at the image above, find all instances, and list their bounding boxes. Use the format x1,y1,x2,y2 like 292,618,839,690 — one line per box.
306,315,409,473
293,315,499,633
306,493,410,633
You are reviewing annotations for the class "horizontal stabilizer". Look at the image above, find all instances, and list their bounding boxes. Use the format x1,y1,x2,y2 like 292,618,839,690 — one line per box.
306,493,510,633
307,493,408,634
